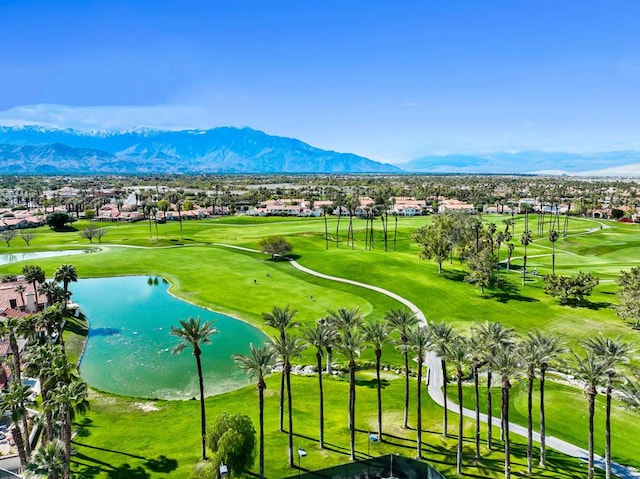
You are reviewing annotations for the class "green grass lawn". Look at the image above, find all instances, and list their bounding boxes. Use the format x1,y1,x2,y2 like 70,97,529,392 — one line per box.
1,214,638,478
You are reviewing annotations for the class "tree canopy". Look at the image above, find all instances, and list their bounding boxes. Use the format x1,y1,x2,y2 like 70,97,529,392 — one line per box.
207,412,256,475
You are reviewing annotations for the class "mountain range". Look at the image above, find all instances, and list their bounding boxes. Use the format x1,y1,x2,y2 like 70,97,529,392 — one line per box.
0,126,401,174
1,125,639,176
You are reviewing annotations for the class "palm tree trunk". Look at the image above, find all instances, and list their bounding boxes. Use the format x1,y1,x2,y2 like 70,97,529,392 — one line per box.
12,416,28,470
349,361,356,461
503,384,511,479
375,350,382,439
403,350,410,429
416,358,423,459
487,370,493,450
474,366,480,460
286,365,294,468
441,358,448,437
279,373,285,432
588,391,596,479
526,374,533,474
522,250,527,286
336,213,341,247
195,353,207,461
324,213,329,250
539,368,547,466
259,383,266,479
605,387,612,479
326,346,333,375
317,351,325,448
62,412,72,479
552,244,556,274
457,371,463,475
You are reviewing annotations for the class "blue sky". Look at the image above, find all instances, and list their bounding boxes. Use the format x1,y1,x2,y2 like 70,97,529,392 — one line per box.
1,0,639,162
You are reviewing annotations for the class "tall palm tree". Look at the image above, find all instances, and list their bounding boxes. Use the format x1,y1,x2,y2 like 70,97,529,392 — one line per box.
491,345,521,479
465,333,485,460
475,321,516,450
573,351,608,479
582,334,633,479
14,284,26,309
170,317,218,461
234,343,276,479
386,309,419,429
362,319,389,440
0,382,33,469
263,305,299,432
519,333,539,473
335,323,365,461
520,230,533,286
403,326,431,459
529,331,567,466
54,264,77,310
445,335,470,475
272,333,307,468
429,320,454,437
27,439,67,479
302,320,334,448
38,281,66,307
548,229,560,274
48,379,90,479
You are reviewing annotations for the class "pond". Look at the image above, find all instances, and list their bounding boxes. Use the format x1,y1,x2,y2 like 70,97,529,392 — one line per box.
0,249,95,265
71,276,268,400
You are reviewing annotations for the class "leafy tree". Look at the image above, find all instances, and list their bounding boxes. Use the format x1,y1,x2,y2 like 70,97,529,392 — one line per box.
80,225,98,243
233,343,276,479
258,236,293,259
20,230,35,246
413,221,450,274
95,227,107,243
543,271,600,304
171,317,219,461
465,248,497,293
183,199,194,211
83,208,96,220
615,266,640,328
46,212,73,229
207,412,256,476
386,309,419,429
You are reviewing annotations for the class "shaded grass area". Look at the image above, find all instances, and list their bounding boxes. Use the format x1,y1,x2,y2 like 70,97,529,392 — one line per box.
71,372,606,479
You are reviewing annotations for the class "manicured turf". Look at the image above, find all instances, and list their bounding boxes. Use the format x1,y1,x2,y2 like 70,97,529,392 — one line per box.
1,214,638,478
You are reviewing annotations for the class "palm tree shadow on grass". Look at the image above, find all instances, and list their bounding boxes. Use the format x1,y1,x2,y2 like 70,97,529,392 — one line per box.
353,377,391,389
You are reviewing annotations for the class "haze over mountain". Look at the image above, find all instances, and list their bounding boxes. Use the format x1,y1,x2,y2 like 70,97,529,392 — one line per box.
0,125,401,174
397,151,640,176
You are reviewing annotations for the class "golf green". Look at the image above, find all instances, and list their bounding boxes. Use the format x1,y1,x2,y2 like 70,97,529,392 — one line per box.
71,276,268,399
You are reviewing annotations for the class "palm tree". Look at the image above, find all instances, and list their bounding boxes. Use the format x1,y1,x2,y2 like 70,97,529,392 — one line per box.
429,320,454,437
582,334,633,479
573,351,608,479
22,264,45,297
170,317,218,461
272,333,307,467
263,305,299,432
234,343,276,479
362,319,389,440
48,379,90,479
403,326,431,459
0,382,33,469
465,334,485,460
519,333,539,473
335,322,365,461
27,439,67,479
529,331,566,466
14,284,26,309
445,335,470,475
386,309,419,429
38,280,66,307
475,321,516,450
302,320,334,448
548,229,560,273
54,264,77,310
520,230,533,286
491,345,521,479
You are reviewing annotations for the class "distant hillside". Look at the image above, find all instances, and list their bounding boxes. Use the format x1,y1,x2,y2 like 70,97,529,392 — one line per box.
0,125,401,174
397,151,640,175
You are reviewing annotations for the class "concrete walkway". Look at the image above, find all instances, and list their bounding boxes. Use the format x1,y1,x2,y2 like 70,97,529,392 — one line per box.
214,243,639,478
